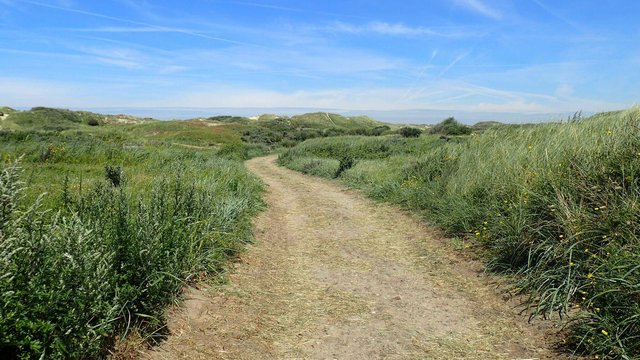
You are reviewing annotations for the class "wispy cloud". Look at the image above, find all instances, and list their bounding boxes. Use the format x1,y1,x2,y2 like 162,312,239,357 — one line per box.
77,47,145,70
453,0,503,20
0,77,85,107
329,21,482,38
63,26,192,33
226,0,366,19
179,45,409,78
439,51,471,76
530,0,585,32
21,0,258,47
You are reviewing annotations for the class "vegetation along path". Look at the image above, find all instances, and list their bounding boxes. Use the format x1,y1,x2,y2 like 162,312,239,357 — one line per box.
145,155,562,359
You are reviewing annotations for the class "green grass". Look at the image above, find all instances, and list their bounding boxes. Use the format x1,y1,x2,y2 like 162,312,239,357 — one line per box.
279,107,640,359
0,155,264,359
0,108,268,359
0,105,384,358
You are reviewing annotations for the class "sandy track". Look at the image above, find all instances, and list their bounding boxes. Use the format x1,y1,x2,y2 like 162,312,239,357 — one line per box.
143,155,561,359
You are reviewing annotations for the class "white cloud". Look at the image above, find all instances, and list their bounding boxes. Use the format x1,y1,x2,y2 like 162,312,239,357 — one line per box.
78,47,145,69
0,78,83,107
555,83,574,98
329,21,481,38
453,0,503,20
439,51,471,76
65,26,191,33
0,75,627,117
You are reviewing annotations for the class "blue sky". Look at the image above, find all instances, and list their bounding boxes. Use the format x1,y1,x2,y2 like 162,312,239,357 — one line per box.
0,0,639,120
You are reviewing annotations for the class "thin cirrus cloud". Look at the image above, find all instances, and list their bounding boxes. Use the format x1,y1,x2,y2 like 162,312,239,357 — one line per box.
64,26,193,33
21,0,259,47
452,0,503,20
328,21,482,38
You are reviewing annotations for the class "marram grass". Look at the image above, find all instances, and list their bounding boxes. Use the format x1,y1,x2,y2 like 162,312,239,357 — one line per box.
279,107,640,359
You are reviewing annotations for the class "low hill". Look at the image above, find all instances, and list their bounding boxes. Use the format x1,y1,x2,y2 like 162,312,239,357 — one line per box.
0,106,16,114
6,107,104,130
205,112,383,130
472,121,504,132
289,112,381,129
0,107,387,150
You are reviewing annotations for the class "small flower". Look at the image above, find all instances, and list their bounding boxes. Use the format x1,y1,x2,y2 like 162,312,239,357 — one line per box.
559,234,564,239
594,207,600,211
587,273,594,279
569,262,575,267
601,329,609,336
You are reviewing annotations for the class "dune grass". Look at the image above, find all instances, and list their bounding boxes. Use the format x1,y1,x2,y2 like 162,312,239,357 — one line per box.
0,115,265,358
279,107,640,358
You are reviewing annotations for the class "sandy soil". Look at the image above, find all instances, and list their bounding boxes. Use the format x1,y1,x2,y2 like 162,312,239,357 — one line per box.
142,155,564,360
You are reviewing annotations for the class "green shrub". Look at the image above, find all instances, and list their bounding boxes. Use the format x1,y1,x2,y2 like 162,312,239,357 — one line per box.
104,165,123,186
429,117,472,135
399,127,422,138
335,154,355,178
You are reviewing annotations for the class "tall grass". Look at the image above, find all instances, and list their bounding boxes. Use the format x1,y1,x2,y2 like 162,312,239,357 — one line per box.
279,107,640,358
0,127,264,358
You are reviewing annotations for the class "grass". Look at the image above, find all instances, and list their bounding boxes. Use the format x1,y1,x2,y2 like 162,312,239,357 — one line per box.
0,108,268,359
1,156,264,359
0,105,383,358
279,107,640,359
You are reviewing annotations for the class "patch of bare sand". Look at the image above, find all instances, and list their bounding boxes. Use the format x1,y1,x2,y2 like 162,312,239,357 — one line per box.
142,155,565,360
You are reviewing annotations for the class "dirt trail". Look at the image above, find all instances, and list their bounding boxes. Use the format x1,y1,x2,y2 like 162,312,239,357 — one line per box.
144,155,561,359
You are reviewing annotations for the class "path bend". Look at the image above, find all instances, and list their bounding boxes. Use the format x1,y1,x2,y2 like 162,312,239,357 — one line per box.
144,155,561,360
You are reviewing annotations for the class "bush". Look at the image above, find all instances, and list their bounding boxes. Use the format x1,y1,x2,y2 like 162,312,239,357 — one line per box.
429,117,472,135
399,127,422,138
335,154,355,178
104,165,123,186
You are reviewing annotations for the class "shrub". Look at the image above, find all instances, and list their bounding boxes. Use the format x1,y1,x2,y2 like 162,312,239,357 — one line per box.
429,117,472,135
335,154,355,178
399,127,422,138
104,165,123,187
